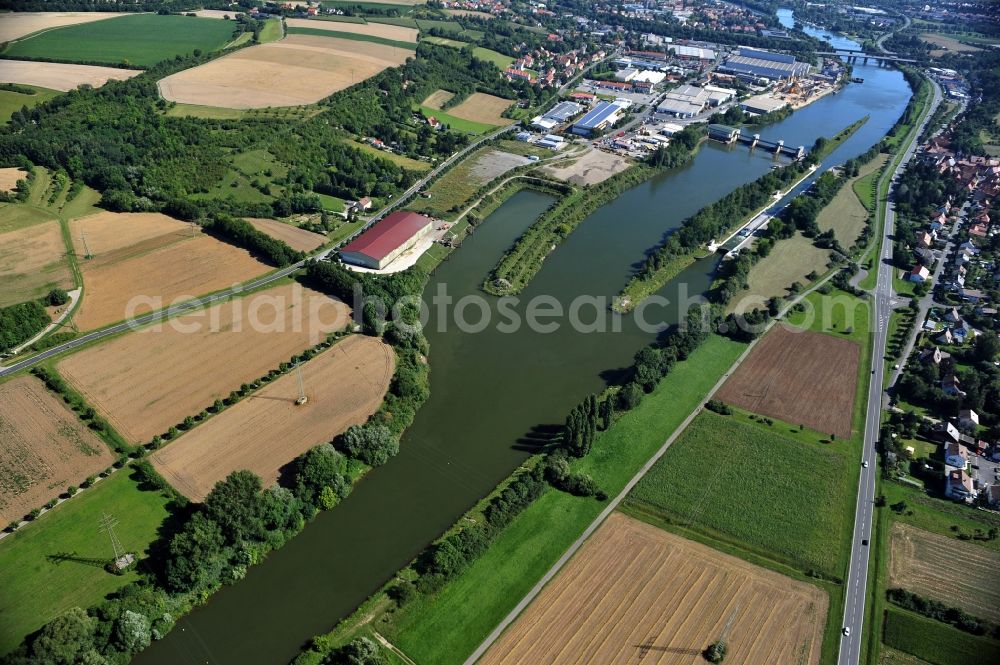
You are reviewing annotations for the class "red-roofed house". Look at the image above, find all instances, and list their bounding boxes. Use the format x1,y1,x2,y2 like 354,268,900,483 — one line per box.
340,211,433,269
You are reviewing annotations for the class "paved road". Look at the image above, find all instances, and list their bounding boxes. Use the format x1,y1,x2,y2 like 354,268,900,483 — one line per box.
837,76,941,665
0,124,516,379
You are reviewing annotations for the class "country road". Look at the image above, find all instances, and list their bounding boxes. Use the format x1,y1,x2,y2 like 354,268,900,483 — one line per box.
836,75,942,665
0,123,516,379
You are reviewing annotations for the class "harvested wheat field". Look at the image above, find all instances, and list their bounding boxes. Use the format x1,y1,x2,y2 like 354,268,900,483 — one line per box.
73,232,269,331
0,167,25,192
58,283,351,444
0,376,113,524
246,217,327,252
481,513,827,665
158,34,409,109
151,335,393,500
423,89,455,110
285,17,417,42
715,325,859,438
0,60,140,92
0,12,123,42
69,211,193,257
447,92,513,126
0,219,72,307
889,522,1000,622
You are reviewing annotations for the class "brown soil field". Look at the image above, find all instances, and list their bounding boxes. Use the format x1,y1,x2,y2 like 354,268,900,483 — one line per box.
157,34,409,109
715,325,859,438
541,146,631,186
0,376,114,524
246,217,327,252
422,89,455,110
69,211,192,257
0,12,123,42
889,522,1000,622
73,234,269,331
481,513,827,665
468,150,530,183
0,219,72,307
151,335,393,500
58,283,351,444
0,167,25,192
0,60,140,92
285,17,417,42
448,92,513,126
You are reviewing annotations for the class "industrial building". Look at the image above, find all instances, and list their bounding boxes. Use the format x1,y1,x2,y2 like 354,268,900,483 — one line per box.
655,83,732,118
719,48,810,81
708,124,740,143
669,44,716,62
740,94,789,115
531,100,585,131
339,211,434,270
571,101,626,136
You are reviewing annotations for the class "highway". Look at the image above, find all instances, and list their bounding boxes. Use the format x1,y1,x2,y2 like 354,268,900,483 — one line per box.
0,123,516,379
837,76,941,665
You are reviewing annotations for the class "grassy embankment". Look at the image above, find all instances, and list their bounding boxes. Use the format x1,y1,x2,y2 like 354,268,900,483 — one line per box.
2,14,237,67
0,470,172,655
300,335,747,663
481,162,665,295
618,118,868,312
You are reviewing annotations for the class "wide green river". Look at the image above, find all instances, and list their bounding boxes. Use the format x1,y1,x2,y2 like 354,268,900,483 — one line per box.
139,45,911,665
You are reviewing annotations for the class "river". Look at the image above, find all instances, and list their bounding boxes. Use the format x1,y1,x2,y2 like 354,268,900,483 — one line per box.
138,21,910,665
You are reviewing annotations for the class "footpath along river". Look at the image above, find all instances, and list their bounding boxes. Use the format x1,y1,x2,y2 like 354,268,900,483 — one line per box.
139,32,911,665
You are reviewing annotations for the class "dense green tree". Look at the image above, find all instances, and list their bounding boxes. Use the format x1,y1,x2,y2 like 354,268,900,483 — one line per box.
340,424,399,466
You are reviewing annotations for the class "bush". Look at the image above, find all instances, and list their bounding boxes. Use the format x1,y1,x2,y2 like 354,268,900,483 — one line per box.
617,382,643,411
45,288,70,306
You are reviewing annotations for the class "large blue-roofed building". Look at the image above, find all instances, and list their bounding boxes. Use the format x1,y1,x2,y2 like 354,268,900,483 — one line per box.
571,101,625,136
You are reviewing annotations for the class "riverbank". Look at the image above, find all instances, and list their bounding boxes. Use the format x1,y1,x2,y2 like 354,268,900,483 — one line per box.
615,117,869,313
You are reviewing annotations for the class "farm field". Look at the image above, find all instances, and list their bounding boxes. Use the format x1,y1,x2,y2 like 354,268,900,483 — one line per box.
0,469,171,656
0,217,72,307
445,9,493,18
0,85,62,123
2,14,237,68
919,32,983,55
151,335,394,501
422,35,466,48
0,11,124,42
626,409,855,577
715,324,860,438
0,60,140,91
0,167,24,192
422,88,454,109
879,481,1000,553
818,155,888,246
406,146,530,217
883,607,1000,665
158,34,409,109
57,283,351,444
246,217,327,252
889,522,1000,622
729,233,831,309
480,513,827,665
71,225,269,331
69,211,192,257
445,92,513,126
285,17,417,42
0,376,114,526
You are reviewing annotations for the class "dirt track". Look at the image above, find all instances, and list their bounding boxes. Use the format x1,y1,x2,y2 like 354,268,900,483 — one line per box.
0,376,113,524
157,34,409,109
0,60,140,92
58,283,351,443
151,335,394,500
481,513,827,665
715,325,859,438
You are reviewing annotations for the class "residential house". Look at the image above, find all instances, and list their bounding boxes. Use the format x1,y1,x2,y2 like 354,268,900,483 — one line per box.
909,265,931,283
943,441,969,468
918,231,934,247
959,409,980,430
960,288,986,303
936,328,955,345
915,248,935,266
935,420,961,444
942,374,966,397
920,346,949,365
351,197,372,212
945,468,975,500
